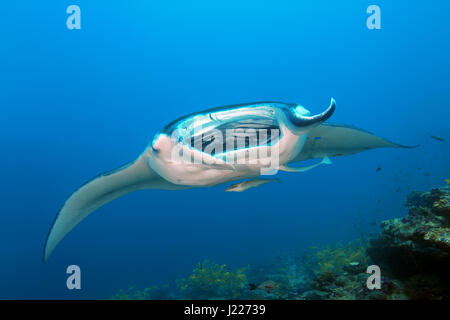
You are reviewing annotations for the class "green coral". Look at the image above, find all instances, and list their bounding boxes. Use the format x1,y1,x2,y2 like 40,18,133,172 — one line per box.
306,239,368,276
110,285,159,300
109,260,249,300
176,260,248,299
301,240,373,300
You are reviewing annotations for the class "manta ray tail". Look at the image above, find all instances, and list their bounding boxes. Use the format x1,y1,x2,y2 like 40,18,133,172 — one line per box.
43,154,160,263
322,155,332,165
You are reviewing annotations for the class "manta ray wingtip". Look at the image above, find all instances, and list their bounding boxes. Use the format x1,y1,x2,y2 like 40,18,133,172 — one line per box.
43,213,58,264
42,250,49,264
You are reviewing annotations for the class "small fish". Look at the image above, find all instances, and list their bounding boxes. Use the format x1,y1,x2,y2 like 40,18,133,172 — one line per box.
225,178,281,192
376,166,382,172
445,179,450,185
370,221,377,226
256,280,279,293
431,135,446,142
424,172,430,176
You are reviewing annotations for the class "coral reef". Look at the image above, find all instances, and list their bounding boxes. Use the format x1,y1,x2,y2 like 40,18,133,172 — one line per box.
303,184,450,300
301,240,375,300
110,185,450,300
304,240,368,276
110,284,172,300
245,254,310,299
176,260,248,299
367,185,450,299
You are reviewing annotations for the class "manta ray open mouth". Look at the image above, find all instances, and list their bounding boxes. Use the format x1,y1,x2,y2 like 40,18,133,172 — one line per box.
162,104,283,154
189,118,281,154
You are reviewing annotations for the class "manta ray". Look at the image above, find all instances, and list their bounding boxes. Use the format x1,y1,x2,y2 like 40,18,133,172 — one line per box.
43,99,416,262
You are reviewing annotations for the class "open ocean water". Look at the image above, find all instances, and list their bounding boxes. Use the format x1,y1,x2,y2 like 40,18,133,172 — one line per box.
0,1,449,299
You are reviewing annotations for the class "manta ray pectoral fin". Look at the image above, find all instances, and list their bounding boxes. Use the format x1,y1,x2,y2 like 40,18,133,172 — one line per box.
279,155,332,173
294,123,419,162
43,154,181,263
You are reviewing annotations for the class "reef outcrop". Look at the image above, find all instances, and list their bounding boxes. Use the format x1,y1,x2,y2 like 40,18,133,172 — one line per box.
111,185,450,300
367,185,450,299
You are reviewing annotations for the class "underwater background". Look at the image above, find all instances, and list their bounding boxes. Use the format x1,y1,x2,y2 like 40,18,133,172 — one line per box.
0,0,449,299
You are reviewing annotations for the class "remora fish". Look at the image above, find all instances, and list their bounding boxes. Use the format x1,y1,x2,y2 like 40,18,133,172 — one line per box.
225,178,281,192
279,155,331,172
43,99,418,262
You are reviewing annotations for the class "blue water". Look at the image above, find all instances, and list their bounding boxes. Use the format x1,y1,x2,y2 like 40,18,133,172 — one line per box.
0,1,449,299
